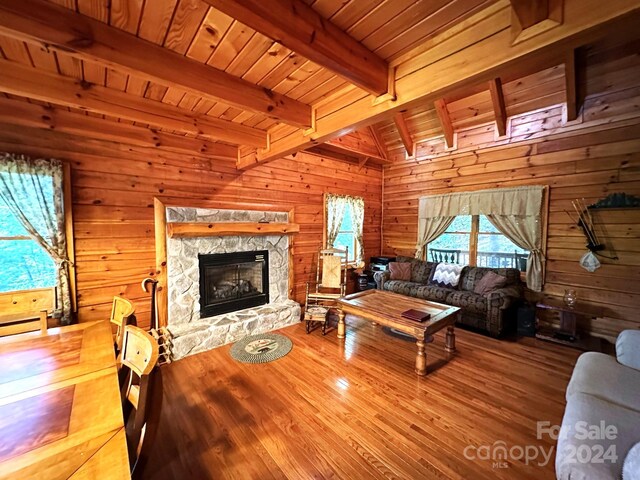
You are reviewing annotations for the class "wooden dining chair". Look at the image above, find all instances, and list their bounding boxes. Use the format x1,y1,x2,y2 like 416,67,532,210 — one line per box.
0,287,54,337
120,325,159,472
110,295,136,356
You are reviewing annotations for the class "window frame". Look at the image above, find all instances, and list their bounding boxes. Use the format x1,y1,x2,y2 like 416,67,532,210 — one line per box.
0,162,77,313
322,193,362,267
426,214,529,276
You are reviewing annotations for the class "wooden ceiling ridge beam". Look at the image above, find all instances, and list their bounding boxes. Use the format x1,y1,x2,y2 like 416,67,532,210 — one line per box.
434,99,455,148
0,0,312,128
393,113,414,157
234,0,640,170
0,58,267,147
488,78,508,136
0,97,237,158
204,0,390,97
368,125,389,160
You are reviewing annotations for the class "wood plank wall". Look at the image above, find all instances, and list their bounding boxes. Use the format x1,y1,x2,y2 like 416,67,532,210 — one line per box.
382,43,640,342
0,128,381,330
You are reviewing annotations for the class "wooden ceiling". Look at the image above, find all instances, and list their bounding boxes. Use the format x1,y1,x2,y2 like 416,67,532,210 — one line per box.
0,0,638,169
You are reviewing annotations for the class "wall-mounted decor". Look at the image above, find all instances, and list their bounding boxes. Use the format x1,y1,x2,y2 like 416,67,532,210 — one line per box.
588,192,640,209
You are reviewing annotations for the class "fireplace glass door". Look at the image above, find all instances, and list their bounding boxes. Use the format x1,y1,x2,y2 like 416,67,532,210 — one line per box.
199,250,269,317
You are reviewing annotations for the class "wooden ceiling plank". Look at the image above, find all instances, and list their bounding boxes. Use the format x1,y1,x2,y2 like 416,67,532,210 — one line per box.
488,77,507,136
237,0,640,169
0,58,267,147
434,99,454,148
393,112,414,156
0,96,236,158
204,0,390,96
324,129,390,163
0,0,312,128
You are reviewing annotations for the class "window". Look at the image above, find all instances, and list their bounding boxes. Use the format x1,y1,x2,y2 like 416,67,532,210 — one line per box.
333,202,358,263
427,215,529,271
324,194,364,265
0,182,56,292
0,154,75,324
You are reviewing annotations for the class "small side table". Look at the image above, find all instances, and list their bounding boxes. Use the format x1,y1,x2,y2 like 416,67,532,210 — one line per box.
535,303,602,352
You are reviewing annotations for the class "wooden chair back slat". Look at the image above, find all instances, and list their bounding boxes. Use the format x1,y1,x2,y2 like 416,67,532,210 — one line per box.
120,325,159,473
111,296,135,355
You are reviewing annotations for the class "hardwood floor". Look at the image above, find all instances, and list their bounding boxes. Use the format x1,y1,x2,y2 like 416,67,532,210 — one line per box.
142,316,581,480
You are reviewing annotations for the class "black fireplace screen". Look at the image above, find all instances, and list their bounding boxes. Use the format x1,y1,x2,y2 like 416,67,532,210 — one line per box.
198,250,269,317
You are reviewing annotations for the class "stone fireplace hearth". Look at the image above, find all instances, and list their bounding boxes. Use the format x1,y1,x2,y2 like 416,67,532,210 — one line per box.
165,207,301,359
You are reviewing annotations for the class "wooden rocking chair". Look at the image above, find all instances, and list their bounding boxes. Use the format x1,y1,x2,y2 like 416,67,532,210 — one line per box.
304,247,348,335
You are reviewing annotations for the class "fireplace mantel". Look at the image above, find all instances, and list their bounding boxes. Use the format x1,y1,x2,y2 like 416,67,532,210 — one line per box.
167,222,300,238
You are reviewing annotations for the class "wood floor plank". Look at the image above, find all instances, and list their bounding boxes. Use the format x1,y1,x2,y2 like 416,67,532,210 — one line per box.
143,316,581,479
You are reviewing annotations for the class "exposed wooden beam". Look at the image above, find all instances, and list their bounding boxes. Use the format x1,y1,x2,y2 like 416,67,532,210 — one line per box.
304,145,388,167
236,0,640,169
205,0,389,97
434,100,455,148
510,0,549,29
510,0,563,44
393,113,414,157
368,125,389,160
0,97,236,157
0,59,267,147
488,78,508,136
0,0,311,128
564,48,585,121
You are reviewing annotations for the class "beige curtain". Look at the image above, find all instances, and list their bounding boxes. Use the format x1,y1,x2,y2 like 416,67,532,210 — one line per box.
325,193,347,248
346,195,365,267
487,215,544,291
417,186,545,290
0,153,72,323
415,216,455,258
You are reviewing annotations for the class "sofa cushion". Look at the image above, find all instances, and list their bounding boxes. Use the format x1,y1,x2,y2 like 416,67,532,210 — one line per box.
446,291,487,314
413,285,452,303
389,262,411,281
473,271,508,295
460,266,521,292
383,280,425,297
430,263,464,288
394,256,434,284
556,392,640,480
411,260,434,284
567,352,640,412
616,330,640,371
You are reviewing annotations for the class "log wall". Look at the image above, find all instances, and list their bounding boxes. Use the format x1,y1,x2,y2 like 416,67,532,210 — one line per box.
0,125,381,330
382,44,640,342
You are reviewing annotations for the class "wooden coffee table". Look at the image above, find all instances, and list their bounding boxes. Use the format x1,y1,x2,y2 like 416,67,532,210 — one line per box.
336,290,461,376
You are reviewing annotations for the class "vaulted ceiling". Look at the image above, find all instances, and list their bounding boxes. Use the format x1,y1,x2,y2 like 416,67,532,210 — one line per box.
0,0,638,169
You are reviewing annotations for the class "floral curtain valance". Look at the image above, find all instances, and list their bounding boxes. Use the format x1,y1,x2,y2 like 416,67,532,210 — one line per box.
416,186,546,292
0,153,72,323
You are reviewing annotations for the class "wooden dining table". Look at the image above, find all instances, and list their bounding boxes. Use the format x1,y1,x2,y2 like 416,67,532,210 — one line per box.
0,321,130,479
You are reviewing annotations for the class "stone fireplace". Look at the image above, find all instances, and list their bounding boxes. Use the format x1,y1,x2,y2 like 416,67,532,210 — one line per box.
164,207,301,359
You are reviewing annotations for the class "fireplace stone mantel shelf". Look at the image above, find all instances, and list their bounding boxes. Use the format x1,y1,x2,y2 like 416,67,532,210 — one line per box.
166,222,300,238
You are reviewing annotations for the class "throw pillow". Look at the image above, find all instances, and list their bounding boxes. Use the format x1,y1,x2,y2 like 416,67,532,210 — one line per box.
389,262,411,281
474,271,508,296
429,263,464,288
